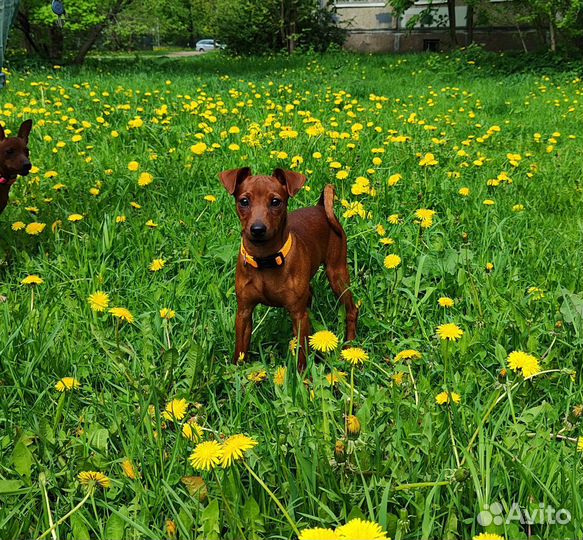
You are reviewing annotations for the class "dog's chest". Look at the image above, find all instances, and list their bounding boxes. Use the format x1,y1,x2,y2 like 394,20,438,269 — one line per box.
238,263,308,308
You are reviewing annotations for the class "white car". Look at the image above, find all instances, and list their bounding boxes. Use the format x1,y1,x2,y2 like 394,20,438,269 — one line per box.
195,39,224,52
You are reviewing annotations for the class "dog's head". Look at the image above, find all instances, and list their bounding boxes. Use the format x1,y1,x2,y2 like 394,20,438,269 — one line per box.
219,168,306,244
0,120,33,183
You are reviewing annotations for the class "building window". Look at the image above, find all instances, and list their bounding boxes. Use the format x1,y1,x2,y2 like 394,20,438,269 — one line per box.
423,39,440,52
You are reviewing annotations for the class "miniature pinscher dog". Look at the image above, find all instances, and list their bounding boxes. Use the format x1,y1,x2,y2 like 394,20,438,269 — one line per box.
220,167,358,372
0,120,33,215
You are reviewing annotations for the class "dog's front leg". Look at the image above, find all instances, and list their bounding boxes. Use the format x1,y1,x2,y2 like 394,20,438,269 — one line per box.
289,306,311,372
234,302,255,363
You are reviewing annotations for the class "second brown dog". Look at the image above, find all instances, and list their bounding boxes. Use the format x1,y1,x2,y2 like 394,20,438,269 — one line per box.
220,167,358,372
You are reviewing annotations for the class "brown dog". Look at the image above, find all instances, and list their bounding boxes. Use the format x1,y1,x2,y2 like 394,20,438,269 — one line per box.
220,167,358,372
0,120,33,215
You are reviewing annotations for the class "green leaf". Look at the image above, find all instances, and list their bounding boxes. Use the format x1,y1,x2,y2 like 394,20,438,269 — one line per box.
0,479,24,493
71,512,91,540
12,441,33,479
201,499,221,540
105,512,126,540
88,426,109,452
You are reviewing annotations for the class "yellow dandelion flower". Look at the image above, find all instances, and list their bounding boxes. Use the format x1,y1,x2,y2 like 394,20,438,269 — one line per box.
162,398,188,421
577,437,583,453
204,195,217,203
384,254,401,269
149,258,166,272
309,330,339,353
130,201,142,209
459,187,470,196
55,377,80,392
145,219,157,228
380,237,395,245
221,434,258,468
512,204,524,212
248,369,268,383
507,350,541,379
138,172,154,187
326,370,347,385
121,459,138,480
127,161,139,171
346,415,361,438
341,347,369,366
88,291,109,312
160,307,176,319
436,391,461,405
473,534,505,540
483,199,495,206
394,349,422,362
12,221,25,231
274,366,287,386
191,142,207,155
336,518,387,540
166,520,177,538
388,173,402,186
68,214,83,222
182,420,203,442
21,275,44,286
527,286,545,300
109,307,134,323
78,471,110,489
25,222,46,235
438,297,454,308
436,323,464,341
419,153,438,167
388,214,399,225
116,215,126,223
299,528,340,540
189,440,223,471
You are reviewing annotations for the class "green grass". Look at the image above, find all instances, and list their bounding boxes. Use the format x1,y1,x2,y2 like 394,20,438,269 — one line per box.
1,49,582,540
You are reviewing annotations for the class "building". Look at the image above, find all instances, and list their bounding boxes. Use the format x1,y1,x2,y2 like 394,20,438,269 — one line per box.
335,0,545,53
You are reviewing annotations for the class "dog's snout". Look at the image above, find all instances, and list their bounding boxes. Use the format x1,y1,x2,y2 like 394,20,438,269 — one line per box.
22,161,32,173
250,222,267,238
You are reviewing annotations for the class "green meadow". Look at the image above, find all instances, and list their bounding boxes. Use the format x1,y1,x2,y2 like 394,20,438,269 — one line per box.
1,49,582,540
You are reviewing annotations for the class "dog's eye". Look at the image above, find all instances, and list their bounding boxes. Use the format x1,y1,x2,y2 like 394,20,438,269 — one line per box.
239,197,250,207
5,148,14,156
271,198,282,208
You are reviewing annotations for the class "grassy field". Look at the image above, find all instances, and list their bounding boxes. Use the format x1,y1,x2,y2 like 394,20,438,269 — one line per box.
1,49,582,540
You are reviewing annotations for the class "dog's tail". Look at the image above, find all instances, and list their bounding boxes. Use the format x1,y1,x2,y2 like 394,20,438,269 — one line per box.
318,184,343,237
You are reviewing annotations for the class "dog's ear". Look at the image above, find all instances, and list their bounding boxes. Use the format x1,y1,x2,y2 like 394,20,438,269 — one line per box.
18,120,33,144
219,167,252,195
0,122,5,141
273,168,307,197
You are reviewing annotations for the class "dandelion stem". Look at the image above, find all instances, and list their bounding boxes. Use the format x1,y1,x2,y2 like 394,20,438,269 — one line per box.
243,461,300,537
213,469,246,540
36,486,93,540
447,406,461,468
348,366,355,418
394,480,451,491
407,363,419,406
39,473,57,540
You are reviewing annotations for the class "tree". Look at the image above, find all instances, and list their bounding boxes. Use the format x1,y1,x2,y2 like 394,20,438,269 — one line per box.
517,0,582,51
16,0,136,63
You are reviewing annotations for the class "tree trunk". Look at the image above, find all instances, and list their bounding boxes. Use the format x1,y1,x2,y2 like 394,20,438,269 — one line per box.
49,25,64,62
466,4,474,45
72,23,106,64
15,12,43,56
549,17,556,52
447,0,457,47
71,0,128,65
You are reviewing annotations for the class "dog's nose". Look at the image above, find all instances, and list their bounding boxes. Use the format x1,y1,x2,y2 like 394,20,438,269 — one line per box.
22,161,32,173
250,223,267,238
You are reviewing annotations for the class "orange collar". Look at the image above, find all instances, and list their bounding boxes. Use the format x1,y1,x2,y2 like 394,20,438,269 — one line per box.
241,234,293,269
